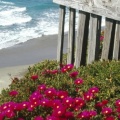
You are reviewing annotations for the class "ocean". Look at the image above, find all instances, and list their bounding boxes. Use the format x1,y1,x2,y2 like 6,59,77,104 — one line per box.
0,0,105,50
0,0,65,49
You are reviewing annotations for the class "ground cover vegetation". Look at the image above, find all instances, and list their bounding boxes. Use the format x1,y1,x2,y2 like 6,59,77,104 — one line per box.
0,59,120,120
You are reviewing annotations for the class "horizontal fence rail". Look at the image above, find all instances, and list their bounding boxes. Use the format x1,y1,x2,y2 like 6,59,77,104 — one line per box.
54,0,120,67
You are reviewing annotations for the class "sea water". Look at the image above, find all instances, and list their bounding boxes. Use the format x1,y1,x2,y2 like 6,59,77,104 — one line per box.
0,0,105,50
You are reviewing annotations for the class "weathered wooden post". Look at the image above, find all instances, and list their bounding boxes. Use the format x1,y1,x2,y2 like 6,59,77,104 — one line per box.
67,8,76,64
57,5,66,63
75,11,90,67
101,18,114,60
113,21,120,60
87,14,101,64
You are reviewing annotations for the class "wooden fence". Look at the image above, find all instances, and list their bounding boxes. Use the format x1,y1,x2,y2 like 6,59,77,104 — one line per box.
53,0,120,68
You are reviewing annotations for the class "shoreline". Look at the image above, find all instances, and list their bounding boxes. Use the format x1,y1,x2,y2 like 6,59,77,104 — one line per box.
0,34,68,68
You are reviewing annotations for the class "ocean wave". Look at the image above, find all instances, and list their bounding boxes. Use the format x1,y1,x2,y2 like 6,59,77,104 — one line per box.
0,27,42,49
0,6,32,26
0,0,14,5
0,7,26,15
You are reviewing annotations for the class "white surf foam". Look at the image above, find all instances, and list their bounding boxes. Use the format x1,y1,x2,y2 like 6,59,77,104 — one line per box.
0,5,32,26
0,0,14,5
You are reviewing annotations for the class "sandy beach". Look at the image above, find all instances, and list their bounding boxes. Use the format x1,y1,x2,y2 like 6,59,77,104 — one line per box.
0,34,68,92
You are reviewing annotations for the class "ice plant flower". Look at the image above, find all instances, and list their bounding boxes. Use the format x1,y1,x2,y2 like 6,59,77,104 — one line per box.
52,106,66,117
37,84,46,92
65,64,74,70
89,110,97,117
74,78,83,85
62,97,74,108
29,91,42,102
57,90,68,99
51,70,58,74
20,101,29,110
0,113,5,120
31,75,38,80
9,90,18,97
100,35,104,41
102,107,113,115
83,92,93,101
102,100,109,106
77,110,90,119
74,97,85,108
105,116,115,120
46,115,59,120
34,116,44,120
45,88,57,98
61,67,67,73
27,102,35,112
115,99,120,107
40,98,50,107
65,111,74,118
69,71,78,78
95,102,103,108
88,86,99,94
116,107,120,113
5,108,15,118
52,99,62,109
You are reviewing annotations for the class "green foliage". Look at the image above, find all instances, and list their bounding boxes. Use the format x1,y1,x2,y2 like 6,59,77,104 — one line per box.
0,60,120,119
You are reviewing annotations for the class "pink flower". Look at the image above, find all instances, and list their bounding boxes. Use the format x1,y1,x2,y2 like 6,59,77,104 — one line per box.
51,70,58,74
105,116,115,120
14,103,23,111
57,90,68,99
61,64,74,73
116,107,120,113
34,116,44,120
77,110,90,119
29,91,42,102
0,113,5,120
61,67,67,73
65,64,74,70
69,71,78,78
102,107,113,115
52,100,62,109
27,102,35,112
102,100,109,106
1,103,8,111
46,116,59,120
100,35,104,41
37,84,46,92
52,106,66,117
45,88,57,98
65,111,74,118
42,69,51,76
88,86,99,94
29,95,39,102
74,78,83,85
5,108,15,118
95,102,103,108
62,97,74,108
83,92,93,101
40,98,50,107
115,99,120,107
89,110,97,117
31,75,38,80
20,101,29,110
9,90,18,97
74,97,85,108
